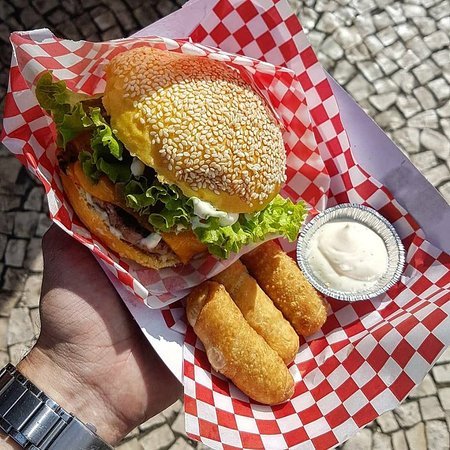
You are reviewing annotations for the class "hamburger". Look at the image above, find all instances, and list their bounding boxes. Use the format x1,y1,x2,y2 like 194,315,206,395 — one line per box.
36,46,306,269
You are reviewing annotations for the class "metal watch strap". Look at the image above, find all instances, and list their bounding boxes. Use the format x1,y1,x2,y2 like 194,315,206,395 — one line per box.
0,364,113,450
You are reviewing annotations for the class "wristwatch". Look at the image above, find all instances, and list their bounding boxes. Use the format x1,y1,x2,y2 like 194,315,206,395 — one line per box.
0,364,113,449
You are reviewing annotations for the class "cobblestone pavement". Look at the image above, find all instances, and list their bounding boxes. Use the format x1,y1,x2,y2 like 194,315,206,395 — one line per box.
1,0,449,449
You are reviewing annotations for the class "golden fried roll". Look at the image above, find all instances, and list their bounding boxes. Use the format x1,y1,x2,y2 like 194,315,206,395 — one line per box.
186,281,294,405
241,240,328,337
213,260,299,364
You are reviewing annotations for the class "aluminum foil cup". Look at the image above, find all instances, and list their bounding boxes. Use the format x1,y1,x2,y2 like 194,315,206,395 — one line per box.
297,203,405,302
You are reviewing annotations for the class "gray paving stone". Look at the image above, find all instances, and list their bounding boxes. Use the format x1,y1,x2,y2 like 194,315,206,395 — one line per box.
139,413,166,431
384,41,407,60
374,78,399,94
0,234,7,259
413,16,438,35
386,4,405,25
397,49,421,71
138,424,175,450
408,110,439,129
405,422,426,450
396,95,421,118
342,428,372,450
0,317,7,351
411,151,438,171
0,156,22,185
0,351,9,367
396,23,418,42
369,92,397,111
437,100,450,118
116,438,143,450
373,12,393,31
21,274,41,308
346,43,370,63
375,109,406,130
162,399,183,422
420,395,445,420
3,268,27,291
8,341,34,365
413,60,441,84
196,444,212,450
406,36,432,61
24,238,43,272
29,307,40,338
391,430,408,450
372,431,391,450
375,53,398,75
440,181,450,202
394,401,421,428
169,437,195,450
433,363,450,384
357,61,384,82
429,78,450,103
5,239,27,268
424,30,450,52
365,35,384,55
377,410,399,433
0,195,21,212
403,4,427,18
307,30,326,51
8,307,35,346
14,212,39,238
433,49,450,68
0,213,14,234
346,74,375,101
36,214,52,237
423,164,450,186
438,16,450,33
354,14,376,37
321,36,344,60
24,186,44,211
409,374,437,398
0,290,22,317
334,27,362,50
171,412,186,436
414,86,437,110
316,12,341,33
438,387,450,411
421,129,450,160
392,70,416,94
333,60,357,84
377,26,398,47
437,347,450,364
426,420,450,450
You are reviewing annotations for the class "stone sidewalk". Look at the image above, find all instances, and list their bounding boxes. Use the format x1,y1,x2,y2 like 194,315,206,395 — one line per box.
1,0,449,449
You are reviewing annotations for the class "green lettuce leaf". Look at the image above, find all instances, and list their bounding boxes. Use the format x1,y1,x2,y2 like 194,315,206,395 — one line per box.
36,72,92,148
193,196,306,258
124,173,306,258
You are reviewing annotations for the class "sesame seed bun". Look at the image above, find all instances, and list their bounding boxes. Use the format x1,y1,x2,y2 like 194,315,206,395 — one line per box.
103,47,286,214
60,171,179,269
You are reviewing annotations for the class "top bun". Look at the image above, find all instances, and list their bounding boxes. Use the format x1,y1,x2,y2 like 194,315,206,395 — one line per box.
103,46,286,213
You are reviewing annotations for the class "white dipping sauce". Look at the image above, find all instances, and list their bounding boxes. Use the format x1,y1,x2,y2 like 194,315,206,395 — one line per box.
307,220,388,292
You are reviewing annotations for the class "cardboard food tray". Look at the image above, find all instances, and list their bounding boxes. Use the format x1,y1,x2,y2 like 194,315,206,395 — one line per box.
2,0,450,448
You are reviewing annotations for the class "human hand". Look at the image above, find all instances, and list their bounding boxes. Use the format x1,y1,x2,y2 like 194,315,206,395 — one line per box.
10,225,182,446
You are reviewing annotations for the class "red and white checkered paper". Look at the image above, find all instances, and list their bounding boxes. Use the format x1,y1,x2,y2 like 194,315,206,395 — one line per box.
1,28,325,308
1,0,450,448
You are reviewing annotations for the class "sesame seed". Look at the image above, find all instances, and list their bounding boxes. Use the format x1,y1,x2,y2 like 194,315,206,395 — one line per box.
107,46,286,206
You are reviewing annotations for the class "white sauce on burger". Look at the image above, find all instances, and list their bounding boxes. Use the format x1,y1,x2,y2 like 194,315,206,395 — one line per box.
191,197,239,227
138,233,162,251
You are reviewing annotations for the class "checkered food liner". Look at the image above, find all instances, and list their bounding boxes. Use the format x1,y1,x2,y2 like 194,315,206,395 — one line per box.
155,1,449,449
2,0,450,448
1,30,326,308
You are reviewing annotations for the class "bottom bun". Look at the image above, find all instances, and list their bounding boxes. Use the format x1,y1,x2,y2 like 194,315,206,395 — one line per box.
60,172,180,269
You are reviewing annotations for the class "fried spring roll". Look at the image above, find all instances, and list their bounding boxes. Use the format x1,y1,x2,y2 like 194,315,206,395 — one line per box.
241,240,328,337
186,281,294,405
213,260,299,364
